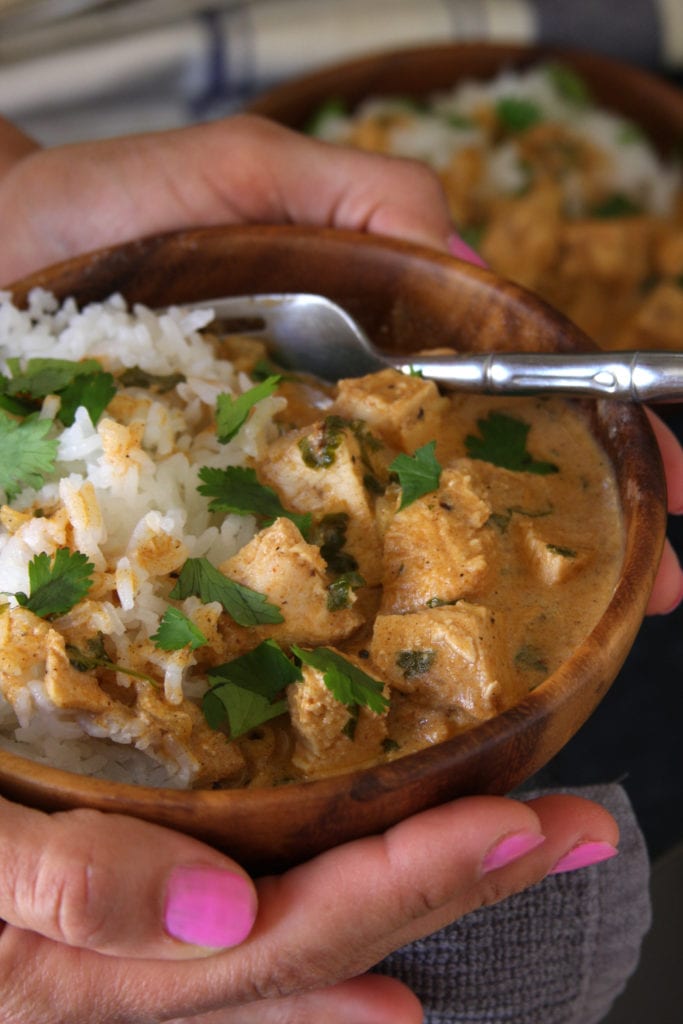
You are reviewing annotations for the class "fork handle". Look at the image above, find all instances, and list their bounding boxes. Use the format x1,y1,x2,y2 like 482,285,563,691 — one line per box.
393,351,683,403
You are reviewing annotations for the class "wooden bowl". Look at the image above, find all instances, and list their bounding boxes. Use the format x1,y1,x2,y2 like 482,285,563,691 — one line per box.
247,43,683,353
0,225,667,873
247,42,683,155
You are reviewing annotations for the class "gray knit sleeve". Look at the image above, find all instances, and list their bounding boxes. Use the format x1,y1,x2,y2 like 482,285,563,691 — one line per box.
373,784,651,1024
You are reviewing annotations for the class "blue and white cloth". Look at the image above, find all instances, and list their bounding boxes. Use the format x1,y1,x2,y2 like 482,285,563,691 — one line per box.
1,0,682,144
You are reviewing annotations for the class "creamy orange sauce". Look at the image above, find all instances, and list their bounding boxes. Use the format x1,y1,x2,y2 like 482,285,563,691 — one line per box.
229,374,624,786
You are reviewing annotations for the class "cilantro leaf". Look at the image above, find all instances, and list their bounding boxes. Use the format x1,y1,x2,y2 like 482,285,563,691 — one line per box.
58,370,117,426
151,606,208,651
169,557,283,626
14,548,94,618
204,686,288,736
591,193,643,219
197,465,311,536
545,63,591,107
4,357,103,399
310,512,358,573
67,634,159,687
305,95,348,135
0,410,59,501
203,639,301,736
465,412,559,475
389,440,442,510
2,357,115,426
117,366,185,392
496,96,544,133
292,645,389,715
216,376,281,443
326,570,365,611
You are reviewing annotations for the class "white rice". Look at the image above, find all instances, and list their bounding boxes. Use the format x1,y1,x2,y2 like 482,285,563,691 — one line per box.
315,62,681,216
0,289,285,786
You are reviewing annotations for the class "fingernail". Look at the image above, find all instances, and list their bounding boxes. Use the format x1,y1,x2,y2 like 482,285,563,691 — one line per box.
447,232,488,268
549,841,618,875
164,865,257,948
481,831,546,874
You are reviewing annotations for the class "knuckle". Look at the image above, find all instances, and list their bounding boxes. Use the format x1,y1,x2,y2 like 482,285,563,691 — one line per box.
398,157,443,192
27,811,115,949
238,949,335,1004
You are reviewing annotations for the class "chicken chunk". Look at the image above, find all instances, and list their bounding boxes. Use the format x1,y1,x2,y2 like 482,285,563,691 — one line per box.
257,419,383,583
381,466,496,614
0,607,245,788
514,518,590,586
370,603,511,721
481,182,563,290
617,280,683,351
220,517,363,647
331,369,448,453
287,650,388,778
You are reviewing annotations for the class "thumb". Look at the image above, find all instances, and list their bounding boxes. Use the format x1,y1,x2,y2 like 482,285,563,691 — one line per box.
0,796,257,959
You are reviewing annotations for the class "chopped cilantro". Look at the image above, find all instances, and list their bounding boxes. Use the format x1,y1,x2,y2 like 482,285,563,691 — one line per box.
117,367,185,392
197,465,311,536
67,634,159,686
465,412,559,475
215,376,281,443
396,649,436,678
3,357,102,398
591,193,643,218
151,606,208,651
458,224,485,252
1,357,115,426
14,547,94,619
298,416,346,468
250,357,285,381
546,543,577,558
310,512,358,573
390,440,442,509
425,596,458,608
487,504,554,533
0,411,58,501
58,370,117,426
545,63,591,107
169,557,283,626
342,707,359,740
617,122,646,144
440,111,475,130
305,96,348,135
514,644,548,674
326,571,366,611
496,96,544,133
203,639,300,736
292,645,389,716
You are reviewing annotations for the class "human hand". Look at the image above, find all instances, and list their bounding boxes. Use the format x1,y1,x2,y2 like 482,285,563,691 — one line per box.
0,112,453,285
0,790,618,1024
0,111,658,1023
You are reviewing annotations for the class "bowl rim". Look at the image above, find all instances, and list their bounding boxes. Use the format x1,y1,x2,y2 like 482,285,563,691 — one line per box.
246,40,683,155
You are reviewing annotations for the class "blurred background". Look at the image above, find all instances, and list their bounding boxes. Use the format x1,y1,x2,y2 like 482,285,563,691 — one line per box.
2,0,683,144
1,2,682,1021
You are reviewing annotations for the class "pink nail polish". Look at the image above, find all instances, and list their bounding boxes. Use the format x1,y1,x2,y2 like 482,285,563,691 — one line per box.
164,865,257,948
549,841,618,875
447,233,488,268
481,831,546,874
